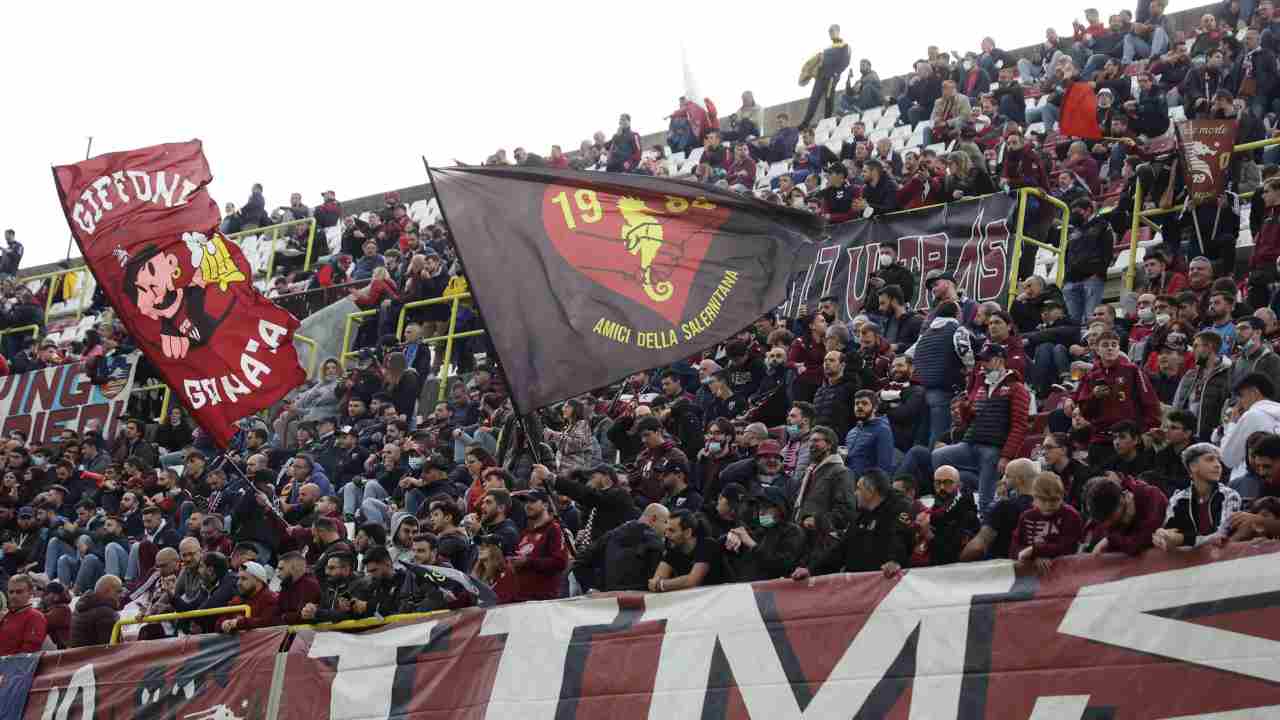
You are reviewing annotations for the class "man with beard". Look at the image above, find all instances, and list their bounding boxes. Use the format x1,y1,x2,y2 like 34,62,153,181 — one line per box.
911,299,976,445
751,345,789,408
351,547,410,617
427,500,472,572
627,416,690,506
508,489,568,602
1232,316,1280,391
550,464,636,556
793,469,913,580
844,390,895,480
880,356,927,452
649,509,726,593
780,404,815,483
476,489,520,556
656,459,703,514
301,553,359,624
913,465,980,566
813,351,857,440
793,427,856,532
221,561,280,632
1206,291,1239,353
1172,331,1233,443
877,286,922,354
276,551,322,624
1075,330,1162,459
575,503,667,592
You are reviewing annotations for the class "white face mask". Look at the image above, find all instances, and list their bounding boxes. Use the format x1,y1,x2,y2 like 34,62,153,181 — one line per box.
879,254,894,268
791,198,806,209
1138,307,1154,322
1156,312,1172,326
985,369,1003,384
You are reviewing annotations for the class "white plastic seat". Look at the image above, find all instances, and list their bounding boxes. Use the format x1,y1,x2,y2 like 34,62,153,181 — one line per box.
868,128,891,143
881,105,900,121
816,116,839,133
668,151,686,166
767,160,791,179
837,112,861,128
1027,121,1045,135
861,107,884,125
686,147,704,165
925,142,948,154
825,138,843,155
891,123,913,139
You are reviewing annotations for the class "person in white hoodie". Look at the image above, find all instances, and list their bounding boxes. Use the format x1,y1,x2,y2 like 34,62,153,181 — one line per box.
1219,373,1280,471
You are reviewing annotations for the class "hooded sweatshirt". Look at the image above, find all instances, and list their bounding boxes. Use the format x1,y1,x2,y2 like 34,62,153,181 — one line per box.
388,512,417,569
1220,399,1280,469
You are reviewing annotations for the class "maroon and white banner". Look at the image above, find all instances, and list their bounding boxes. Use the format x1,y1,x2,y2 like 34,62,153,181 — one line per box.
21,627,284,720
19,544,1280,719
51,140,306,447
0,353,136,445
1176,119,1238,206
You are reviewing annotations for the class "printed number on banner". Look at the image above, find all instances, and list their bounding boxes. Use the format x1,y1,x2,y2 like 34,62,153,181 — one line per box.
551,190,603,230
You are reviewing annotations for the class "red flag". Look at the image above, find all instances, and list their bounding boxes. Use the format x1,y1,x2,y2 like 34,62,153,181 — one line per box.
1058,81,1102,140
52,140,306,448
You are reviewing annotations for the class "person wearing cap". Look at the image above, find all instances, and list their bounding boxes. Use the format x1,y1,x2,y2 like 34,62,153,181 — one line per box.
844,390,895,481
656,458,704,515
938,342,1030,518
909,299,976,445
1075,329,1162,457
723,486,806,582
1220,372,1280,470
1232,316,1280,391
1153,443,1241,550
508,488,568,602
1021,297,1081,396
922,269,978,327
793,426,856,532
1172,330,1233,443
627,416,690,506
221,561,280,632
2,505,44,577
868,249,915,317
1061,196,1114,328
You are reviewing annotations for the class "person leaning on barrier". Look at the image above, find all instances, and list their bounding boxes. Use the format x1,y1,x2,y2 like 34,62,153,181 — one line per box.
221,561,279,632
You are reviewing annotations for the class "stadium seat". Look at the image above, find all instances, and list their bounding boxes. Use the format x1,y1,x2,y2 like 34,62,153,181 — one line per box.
868,128,891,143
882,105,900,122
837,113,861,129
767,160,791,179
1027,121,1045,135
830,125,853,143
687,147,704,166
825,138,843,155
925,142,947,154
816,116,839,134
861,107,883,125
669,151,686,166
890,124,913,139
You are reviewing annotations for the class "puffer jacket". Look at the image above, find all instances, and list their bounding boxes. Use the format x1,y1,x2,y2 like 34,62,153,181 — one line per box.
1063,214,1116,283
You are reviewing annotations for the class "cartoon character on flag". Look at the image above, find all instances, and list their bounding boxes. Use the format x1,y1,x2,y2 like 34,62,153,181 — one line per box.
119,232,246,360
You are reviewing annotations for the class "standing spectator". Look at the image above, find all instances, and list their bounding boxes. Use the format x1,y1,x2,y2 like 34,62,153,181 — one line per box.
70,574,123,648
1221,373,1280,471
40,581,73,649
812,351,856,440
1172,331,1235,441
0,229,23,276
509,489,568,602
1234,317,1280,392
799,24,851,129
606,114,642,173
240,184,271,230
793,427,856,532
792,469,912,579
1075,331,1161,458
1061,198,1115,325
788,312,829,403
911,300,976,445
0,574,46,654
843,390,895,480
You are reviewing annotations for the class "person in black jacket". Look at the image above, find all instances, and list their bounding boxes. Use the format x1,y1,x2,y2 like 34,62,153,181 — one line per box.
877,286,922,353
792,469,913,580
1021,299,1082,395
549,464,637,555
381,352,421,420
1061,198,1116,327
574,503,667,592
859,160,900,215
240,183,271,230
812,351,857,440
1183,48,1230,117
426,499,473,572
800,24,851,129
722,486,806,582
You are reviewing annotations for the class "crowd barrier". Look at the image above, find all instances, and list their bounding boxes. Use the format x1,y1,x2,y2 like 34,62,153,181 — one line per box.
110,605,251,645
16,542,1280,719
227,217,319,281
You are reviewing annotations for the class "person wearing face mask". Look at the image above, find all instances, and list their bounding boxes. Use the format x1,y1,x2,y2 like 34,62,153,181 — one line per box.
693,419,739,510
1061,198,1115,327
722,486,805,582
1128,293,1159,350
866,246,915,310
779,403,815,482
1231,316,1280,391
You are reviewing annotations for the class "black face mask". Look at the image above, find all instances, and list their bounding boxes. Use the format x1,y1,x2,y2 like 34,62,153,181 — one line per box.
1070,211,1087,224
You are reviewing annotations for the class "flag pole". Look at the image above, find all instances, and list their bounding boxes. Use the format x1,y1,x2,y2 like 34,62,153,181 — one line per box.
63,136,93,263
423,157,545,465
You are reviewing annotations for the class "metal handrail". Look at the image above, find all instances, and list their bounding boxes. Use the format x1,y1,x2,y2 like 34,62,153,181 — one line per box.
1124,135,1280,291
286,610,447,633
0,324,41,346
130,382,173,423
294,333,319,379
111,604,251,645
1006,187,1071,309
227,217,318,280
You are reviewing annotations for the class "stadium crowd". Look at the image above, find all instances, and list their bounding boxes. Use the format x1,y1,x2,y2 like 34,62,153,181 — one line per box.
7,0,1280,654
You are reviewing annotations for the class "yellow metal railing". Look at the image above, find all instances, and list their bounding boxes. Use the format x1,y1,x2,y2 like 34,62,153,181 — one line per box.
111,604,251,645
287,610,447,633
1123,135,1280,291
294,333,319,379
0,323,41,348
340,293,486,403
1007,187,1071,309
227,217,318,280
19,266,93,321
131,382,173,424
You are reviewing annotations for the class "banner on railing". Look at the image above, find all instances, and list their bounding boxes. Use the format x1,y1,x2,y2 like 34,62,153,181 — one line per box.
0,352,136,444
782,193,1016,322
21,628,285,720
18,544,1280,719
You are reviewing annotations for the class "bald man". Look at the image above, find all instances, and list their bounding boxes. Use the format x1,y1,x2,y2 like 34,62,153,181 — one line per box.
918,465,979,566
575,503,670,593
961,458,1039,561
284,482,322,525
71,574,123,647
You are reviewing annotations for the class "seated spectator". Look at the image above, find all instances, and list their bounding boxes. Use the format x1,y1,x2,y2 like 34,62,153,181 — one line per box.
220,561,280,632
40,580,72,649
1155,444,1242,550
912,466,980,567
0,574,47,654
1103,421,1155,478
1084,474,1169,556
722,486,805,582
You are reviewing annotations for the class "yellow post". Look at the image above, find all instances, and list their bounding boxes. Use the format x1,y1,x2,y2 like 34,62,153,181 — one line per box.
1126,177,1143,293
294,333,319,378
77,269,91,320
1006,188,1030,310
267,225,281,280
303,218,318,272
111,604,251,645
436,295,463,403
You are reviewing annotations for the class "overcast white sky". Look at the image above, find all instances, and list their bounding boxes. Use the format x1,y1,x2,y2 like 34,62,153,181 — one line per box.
4,1,1206,267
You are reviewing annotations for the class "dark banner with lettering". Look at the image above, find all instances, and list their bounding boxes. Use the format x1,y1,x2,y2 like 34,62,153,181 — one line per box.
51,140,307,448
782,193,1017,322
428,164,822,413
0,353,136,445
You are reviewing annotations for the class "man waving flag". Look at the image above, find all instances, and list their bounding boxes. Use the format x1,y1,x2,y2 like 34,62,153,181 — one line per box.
53,140,306,447
428,164,823,413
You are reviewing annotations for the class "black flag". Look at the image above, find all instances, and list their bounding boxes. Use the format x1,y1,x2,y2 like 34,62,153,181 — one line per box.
428,165,822,413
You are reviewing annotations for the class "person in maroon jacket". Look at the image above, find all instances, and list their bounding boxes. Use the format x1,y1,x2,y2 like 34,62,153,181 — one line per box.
276,551,322,625
1012,472,1084,573
1084,474,1169,556
1073,330,1162,458
1251,178,1280,272
787,312,829,403
509,489,568,602
220,562,280,632
0,574,47,654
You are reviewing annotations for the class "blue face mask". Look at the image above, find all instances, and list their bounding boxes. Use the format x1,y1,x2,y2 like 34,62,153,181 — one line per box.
758,514,777,528
706,441,723,454
786,424,802,437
